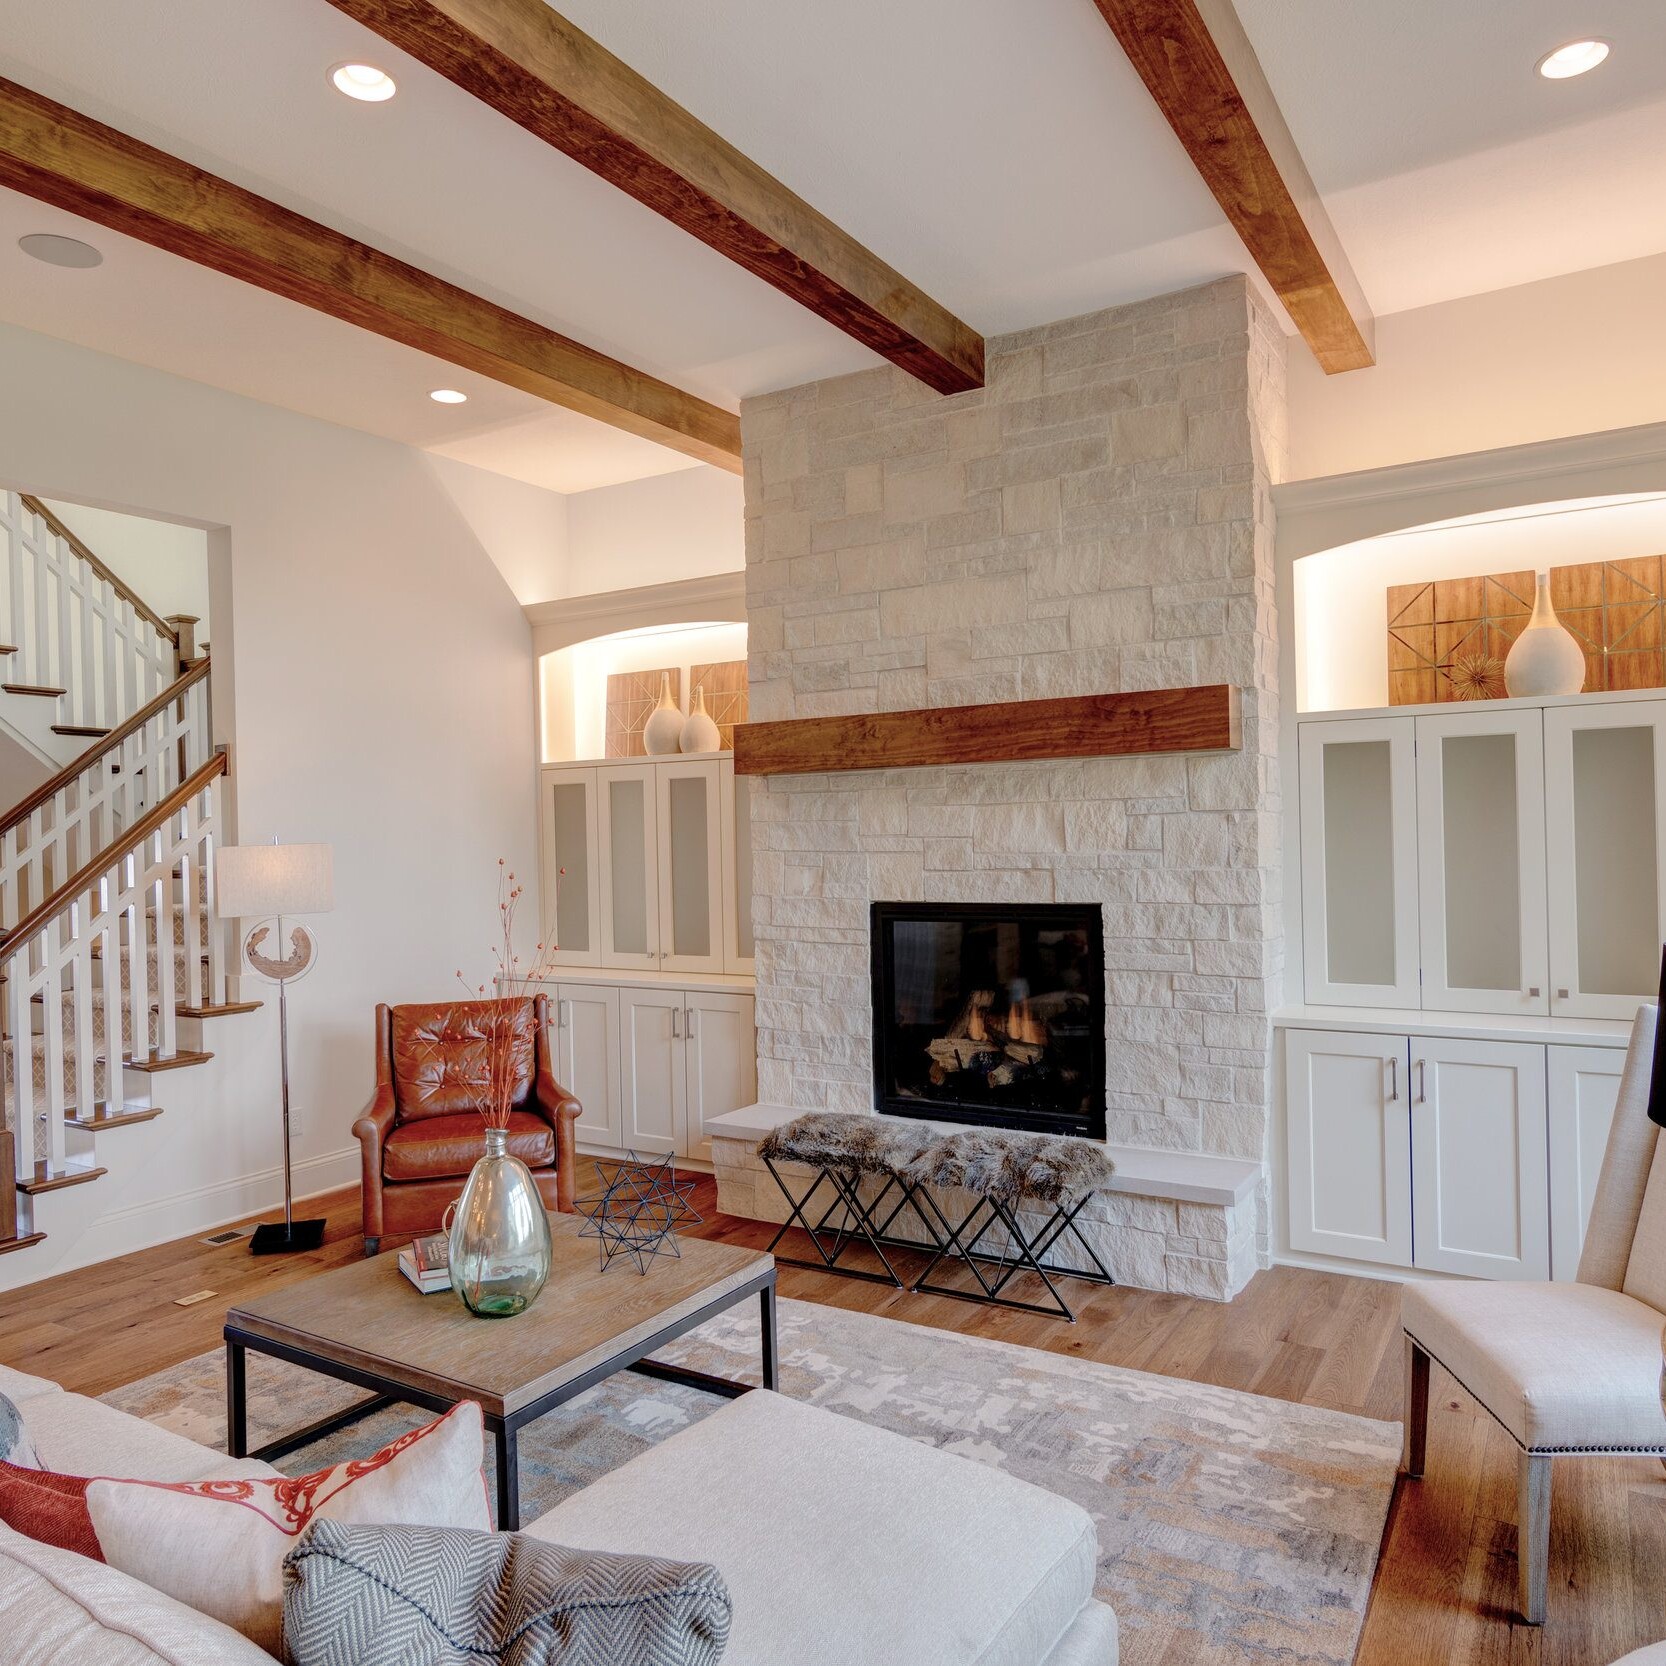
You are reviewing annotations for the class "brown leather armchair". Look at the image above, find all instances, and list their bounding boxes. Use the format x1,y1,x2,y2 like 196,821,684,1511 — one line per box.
354,994,581,1256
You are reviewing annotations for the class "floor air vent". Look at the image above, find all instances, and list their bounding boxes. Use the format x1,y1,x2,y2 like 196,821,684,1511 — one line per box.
201,1227,252,1247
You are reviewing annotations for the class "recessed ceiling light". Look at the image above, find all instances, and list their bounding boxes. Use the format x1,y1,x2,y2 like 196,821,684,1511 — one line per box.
330,62,397,102
429,388,468,405
1537,38,1610,79
18,233,103,269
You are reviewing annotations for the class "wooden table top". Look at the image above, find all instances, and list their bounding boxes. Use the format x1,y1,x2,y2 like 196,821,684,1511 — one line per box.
224,1215,772,1418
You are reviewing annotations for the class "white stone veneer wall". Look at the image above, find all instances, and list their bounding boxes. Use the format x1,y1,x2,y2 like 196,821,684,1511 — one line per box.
740,276,1286,1271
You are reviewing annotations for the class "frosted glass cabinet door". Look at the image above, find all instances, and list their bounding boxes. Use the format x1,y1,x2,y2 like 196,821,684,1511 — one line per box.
1284,1029,1413,1267
1545,702,1666,1020
1410,1037,1549,1280
655,760,725,974
538,768,600,968
1414,710,1548,1014
598,764,661,970
1298,718,1420,1007
720,760,756,975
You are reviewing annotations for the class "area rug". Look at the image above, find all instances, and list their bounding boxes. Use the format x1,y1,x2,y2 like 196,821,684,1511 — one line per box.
104,1297,1399,1666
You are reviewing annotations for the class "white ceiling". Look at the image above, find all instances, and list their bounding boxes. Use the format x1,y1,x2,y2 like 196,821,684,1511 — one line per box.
0,0,1661,495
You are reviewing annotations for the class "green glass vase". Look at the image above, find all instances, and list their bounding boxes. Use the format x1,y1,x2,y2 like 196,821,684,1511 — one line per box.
447,1127,552,1318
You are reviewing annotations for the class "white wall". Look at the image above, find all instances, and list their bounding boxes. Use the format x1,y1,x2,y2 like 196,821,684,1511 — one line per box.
563,467,743,596
40,499,211,637
1287,253,1666,483
0,319,551,1287
1296,493,1666,712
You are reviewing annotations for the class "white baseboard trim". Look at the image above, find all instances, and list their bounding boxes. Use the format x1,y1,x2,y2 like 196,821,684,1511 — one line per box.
0,1148,360,1292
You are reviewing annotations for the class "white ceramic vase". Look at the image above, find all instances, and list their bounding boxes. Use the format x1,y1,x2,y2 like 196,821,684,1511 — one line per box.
642,672,683,755
680,685,721,753
1504,573,1585,698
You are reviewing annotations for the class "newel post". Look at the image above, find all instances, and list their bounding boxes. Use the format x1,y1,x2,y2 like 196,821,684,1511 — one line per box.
167,615,199,674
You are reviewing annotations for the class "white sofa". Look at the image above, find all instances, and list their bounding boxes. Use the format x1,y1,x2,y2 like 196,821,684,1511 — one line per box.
0,1360,1118,1665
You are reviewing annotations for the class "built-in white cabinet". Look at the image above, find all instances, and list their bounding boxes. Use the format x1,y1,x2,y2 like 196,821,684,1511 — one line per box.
552,983,622,1149
1409,1037,1548,1279
1298,696,1666,1022
542,976,757,1165
1286,1029,1412,1266
1547,1043,1626,1280
1414,710,1548,1016
538,755,753,977
1544,703,1666,1020
1285,1026,1623,1280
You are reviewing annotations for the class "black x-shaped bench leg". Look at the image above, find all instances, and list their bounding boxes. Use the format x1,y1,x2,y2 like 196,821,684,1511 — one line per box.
762,1158,921,1289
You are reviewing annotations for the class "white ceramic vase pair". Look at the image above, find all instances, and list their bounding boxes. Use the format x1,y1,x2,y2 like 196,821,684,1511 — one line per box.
1503,573,1585,698
642,671,722,754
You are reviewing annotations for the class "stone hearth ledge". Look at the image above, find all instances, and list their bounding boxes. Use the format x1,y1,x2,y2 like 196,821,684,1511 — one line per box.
707,1104,1261,1301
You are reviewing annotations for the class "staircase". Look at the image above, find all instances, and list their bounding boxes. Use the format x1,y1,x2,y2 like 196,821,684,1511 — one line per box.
0,492,252,1259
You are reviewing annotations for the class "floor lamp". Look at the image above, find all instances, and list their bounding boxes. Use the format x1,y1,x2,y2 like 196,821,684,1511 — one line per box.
215,841,335,1255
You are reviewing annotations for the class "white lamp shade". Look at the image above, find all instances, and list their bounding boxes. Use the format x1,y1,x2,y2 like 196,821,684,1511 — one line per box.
216,844,334,919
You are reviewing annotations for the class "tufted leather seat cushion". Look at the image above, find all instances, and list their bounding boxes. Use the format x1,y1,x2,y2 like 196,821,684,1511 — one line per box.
389,999,537,1120
382,1113,555,1183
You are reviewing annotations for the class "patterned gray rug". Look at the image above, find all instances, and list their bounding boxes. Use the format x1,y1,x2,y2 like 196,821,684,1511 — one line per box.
104,1297,1399,1666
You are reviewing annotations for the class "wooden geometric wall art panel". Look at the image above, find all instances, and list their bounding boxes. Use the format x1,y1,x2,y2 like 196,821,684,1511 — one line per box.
689,660,749,751
1386,555,1665,705
606,668,681,757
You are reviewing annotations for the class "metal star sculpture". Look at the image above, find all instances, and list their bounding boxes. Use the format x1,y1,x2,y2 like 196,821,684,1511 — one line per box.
573,1152,702,1274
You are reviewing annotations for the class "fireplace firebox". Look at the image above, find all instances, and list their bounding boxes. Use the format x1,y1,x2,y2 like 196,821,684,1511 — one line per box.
870,902,1106,1140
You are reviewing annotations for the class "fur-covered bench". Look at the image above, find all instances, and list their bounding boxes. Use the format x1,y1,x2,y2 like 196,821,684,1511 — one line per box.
758,1113,1117,1320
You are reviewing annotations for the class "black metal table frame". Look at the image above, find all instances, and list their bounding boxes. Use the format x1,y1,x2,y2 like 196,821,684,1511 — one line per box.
763,1157,1115,1322
224,1266,777,1530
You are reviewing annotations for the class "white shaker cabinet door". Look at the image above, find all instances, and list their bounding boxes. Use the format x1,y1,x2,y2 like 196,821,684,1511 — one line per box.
1547,1044,1626,1280
1410,1037,1549,1280
554,983,622,1150
617,987,685,1157
683,992,757,1163
1285,1029,1413,1267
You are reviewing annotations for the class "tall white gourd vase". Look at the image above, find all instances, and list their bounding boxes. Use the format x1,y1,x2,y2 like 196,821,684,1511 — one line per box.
680,685,721,753
642,672,683,755
1504,573,1585,698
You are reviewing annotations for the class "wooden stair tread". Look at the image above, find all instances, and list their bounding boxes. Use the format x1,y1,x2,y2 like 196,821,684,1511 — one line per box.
2,684,66,698
0,1232,45,1256
176,1001,261,1018
123,1050,212,1073
51,724,111,738
66,1105,163,1131
18,1162,107,1195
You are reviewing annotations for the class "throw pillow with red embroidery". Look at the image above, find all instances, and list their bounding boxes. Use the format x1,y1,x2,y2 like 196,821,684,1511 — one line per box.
1,1401,489,1657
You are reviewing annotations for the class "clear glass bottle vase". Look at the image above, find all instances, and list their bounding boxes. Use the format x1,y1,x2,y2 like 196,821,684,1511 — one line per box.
447,1126,552,1318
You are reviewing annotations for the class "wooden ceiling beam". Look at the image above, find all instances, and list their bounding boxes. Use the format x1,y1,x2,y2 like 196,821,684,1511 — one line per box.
1091,0,1375,373
324,0,986,395
0,77,741,470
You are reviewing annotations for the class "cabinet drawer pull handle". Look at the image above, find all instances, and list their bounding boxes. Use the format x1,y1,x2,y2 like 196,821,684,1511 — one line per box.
558,999,569,1029
1416,1059,1426,1104
671,1007,681,1039
1558,988,1570,1000
1387,1057,1398,1101
688,1007,699,1038
1527,986,1540,998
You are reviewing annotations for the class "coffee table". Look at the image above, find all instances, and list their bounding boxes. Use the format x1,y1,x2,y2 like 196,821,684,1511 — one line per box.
222,1214,776,1528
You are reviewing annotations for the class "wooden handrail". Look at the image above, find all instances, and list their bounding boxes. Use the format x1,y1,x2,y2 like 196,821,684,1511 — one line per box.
0,750,227,954
0,655,211,840
18,495,180,645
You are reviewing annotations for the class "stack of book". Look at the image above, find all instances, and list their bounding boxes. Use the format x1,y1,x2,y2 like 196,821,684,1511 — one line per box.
398,1232,452,1295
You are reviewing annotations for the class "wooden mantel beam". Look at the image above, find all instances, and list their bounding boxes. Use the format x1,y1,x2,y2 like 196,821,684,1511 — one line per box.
324,0,986,395
0,77,741,471
1090,0,1375,374
734,686,1240,777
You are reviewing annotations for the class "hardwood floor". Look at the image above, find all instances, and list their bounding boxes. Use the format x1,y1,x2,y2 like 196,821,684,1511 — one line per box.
3,1180,1664,1664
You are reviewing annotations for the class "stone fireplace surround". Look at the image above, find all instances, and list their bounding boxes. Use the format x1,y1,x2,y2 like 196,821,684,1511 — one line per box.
714,276,1285,1301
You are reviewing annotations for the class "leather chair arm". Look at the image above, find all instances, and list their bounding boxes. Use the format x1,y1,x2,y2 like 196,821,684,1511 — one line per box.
354,1080,397,1240
534,1067,583,1213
